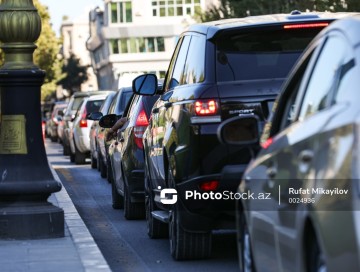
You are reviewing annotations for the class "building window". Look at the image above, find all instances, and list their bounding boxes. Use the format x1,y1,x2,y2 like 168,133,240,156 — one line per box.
152,0,201,17
109,37,166,54
109,0,132,24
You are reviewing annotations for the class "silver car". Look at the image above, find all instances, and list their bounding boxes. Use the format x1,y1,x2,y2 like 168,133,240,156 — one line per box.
219,14,360,272
69,94,108,164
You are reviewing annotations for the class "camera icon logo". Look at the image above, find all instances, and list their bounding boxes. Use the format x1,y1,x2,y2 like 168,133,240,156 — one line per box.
159,186,178,204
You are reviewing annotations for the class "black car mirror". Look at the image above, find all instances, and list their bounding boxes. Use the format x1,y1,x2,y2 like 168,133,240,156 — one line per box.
86,111,103,120
217,115,260,145
132,74,158,96
99,114,118,128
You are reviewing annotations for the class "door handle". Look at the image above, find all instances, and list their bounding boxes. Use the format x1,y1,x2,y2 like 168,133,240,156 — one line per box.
266,166,277,179
298,150,314,163
164,102,172,109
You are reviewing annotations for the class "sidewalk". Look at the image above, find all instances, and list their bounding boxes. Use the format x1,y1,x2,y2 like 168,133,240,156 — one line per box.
0,142,110,272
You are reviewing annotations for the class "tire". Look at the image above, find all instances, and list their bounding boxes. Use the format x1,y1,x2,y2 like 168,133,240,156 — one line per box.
50,135,57,142
145,190,168,239
63,142,70,156
169,205,212,260
239,215,256,272
100,157,107,178
74,142,86,165
90,152,97,169
107,159,114,184
111,179,123,209
307,234,326,272
96,148,101,172
167,166,211,260
70,151,75,163
124,182,145,220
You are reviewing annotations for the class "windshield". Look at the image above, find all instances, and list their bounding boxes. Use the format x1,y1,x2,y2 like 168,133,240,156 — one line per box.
216,27,325,82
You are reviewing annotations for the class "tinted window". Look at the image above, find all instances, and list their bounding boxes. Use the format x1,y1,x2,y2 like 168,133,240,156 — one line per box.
165,35,191,90
100,92,116,115
298,35,348,120
216,27,325,82
183,35,206,84
86,99,104,113
116,91,132,115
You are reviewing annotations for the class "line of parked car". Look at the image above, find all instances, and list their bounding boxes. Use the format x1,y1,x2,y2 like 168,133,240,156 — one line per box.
48,10,360,271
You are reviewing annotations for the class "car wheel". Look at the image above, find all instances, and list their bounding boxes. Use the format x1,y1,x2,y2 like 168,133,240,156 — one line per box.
111,179,123,209
239,215,256,272
167,166,211,260
90,152,97,169
69,151,75,163
96,148,101,172
63,143,70,156
74,142,86,165
124,182,145,220
145,190,168,239
50,135,57,142
100,157,107,178
107,158,114,183
169,205,212,260
308,234,326,272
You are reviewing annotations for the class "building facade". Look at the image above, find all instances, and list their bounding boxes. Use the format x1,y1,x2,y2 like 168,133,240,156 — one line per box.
86,0,219,90
60,16,99,95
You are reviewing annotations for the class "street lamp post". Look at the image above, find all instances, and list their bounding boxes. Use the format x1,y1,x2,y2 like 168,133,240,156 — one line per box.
0,0,64,239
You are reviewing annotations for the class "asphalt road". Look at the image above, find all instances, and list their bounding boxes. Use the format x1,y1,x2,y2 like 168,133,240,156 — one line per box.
46,139,238,272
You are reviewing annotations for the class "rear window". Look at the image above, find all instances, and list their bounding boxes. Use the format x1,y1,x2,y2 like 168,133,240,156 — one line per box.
86,99,104,113
216,26,326,82
115,91,133,115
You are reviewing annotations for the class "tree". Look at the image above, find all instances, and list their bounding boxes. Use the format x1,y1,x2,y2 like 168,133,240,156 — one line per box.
57,53,89,96
33,0,63,101
199,0,357,22
0,0,62,101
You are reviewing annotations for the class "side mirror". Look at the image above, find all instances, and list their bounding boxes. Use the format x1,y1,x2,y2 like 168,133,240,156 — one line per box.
217,115,260,145
55,115,63,122
58,110,64,117
86,112,103,120
132,74,158,96
99,114,118,128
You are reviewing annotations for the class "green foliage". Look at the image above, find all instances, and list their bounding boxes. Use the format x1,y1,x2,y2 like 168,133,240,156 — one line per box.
34,0,63,101
57,53,89,96
0,0,62,101
199,0,359,22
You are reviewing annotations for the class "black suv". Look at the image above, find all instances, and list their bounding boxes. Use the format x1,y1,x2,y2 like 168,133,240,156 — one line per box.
133,12,348,260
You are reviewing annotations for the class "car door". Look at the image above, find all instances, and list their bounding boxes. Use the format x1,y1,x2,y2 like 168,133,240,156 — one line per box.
113,95,138,194
147,35,191,190
245,31,356,271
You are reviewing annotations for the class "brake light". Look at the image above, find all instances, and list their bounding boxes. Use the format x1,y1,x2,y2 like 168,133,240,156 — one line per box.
134,103,149,149
283,23,329,29
195,100,218,116
199,180,219,191
80,119,87,128
261,137,273,149
80,108,87,128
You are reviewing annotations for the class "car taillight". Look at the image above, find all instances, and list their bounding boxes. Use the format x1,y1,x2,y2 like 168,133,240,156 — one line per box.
190,99,221,124
134,103,149,149
195,99,218,116
80,119,87,128
80,108,88,128
261,137,273,149
283,23,329,29
199,180,219,191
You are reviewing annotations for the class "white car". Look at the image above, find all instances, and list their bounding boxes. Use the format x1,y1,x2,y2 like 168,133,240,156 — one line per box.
69,94,108,164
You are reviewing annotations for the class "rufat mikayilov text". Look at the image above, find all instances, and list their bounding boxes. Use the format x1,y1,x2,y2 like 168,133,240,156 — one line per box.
289,187,349,196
